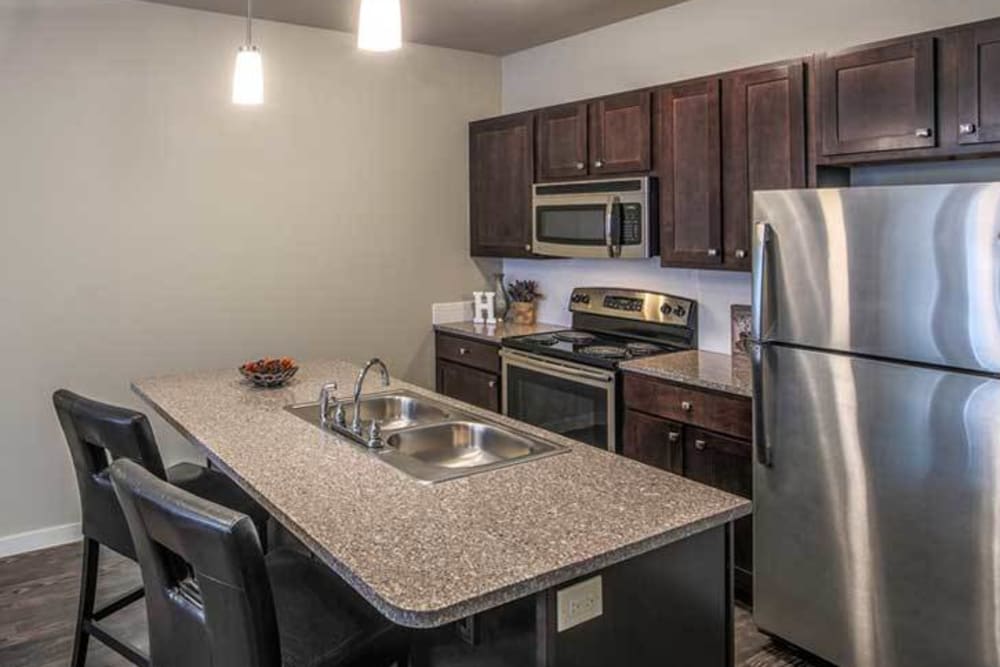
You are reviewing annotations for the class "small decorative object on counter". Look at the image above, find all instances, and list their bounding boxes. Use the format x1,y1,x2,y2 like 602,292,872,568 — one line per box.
493,273,510,321
731,305,752,358
240,357,299,387
472,291,497,325
508,280,541,325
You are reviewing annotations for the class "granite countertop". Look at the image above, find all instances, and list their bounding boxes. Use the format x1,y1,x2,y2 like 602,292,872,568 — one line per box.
434,320,565,343
132,361,749,628
621,350,753,398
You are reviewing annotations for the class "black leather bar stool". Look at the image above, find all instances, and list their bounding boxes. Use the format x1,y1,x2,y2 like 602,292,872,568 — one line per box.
109,459,411,667
53,389,271,667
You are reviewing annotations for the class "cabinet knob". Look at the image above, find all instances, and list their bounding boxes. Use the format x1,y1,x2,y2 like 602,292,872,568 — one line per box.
694,439,707,451
667,432,680,444
488,380,497,389
575,162,585,170
707,248,719,257
459,347,469,356
915,127,933,138
524,244,532,252
681,400,693,412
734,249,747,259
594,160,604,168
960,123,977,135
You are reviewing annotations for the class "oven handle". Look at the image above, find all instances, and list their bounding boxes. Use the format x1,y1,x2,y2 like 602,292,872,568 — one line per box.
499,349,616,386
605,195,621,258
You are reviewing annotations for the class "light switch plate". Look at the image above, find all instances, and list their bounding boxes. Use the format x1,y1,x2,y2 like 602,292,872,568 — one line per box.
556,575,603,632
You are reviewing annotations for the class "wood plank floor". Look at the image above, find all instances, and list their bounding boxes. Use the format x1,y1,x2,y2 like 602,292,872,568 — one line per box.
0,542,821,667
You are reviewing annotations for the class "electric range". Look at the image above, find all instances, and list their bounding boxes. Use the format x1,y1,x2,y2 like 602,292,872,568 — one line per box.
500,287,697,452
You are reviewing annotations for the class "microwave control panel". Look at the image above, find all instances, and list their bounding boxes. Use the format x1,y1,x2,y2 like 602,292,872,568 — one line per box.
621,204,642,243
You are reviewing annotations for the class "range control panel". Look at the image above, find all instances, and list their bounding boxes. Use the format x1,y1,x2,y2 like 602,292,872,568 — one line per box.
569,287,695,327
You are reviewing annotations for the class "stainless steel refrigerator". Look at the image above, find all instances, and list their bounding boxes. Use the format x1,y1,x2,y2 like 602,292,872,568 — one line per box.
751,183,1000,667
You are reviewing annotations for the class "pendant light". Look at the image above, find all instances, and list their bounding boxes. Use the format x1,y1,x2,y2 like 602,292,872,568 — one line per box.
358,0,402,52
232,0,263,105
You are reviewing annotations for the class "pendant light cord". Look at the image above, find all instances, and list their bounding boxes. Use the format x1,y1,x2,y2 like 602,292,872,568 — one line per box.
246,0,253,46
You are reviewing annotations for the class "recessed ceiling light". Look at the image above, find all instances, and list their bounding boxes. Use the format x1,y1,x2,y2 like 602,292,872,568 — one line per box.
358,0,402,52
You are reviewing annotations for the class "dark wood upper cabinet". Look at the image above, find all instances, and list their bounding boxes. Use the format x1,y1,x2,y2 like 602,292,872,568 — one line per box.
819,37,937,155
723,62,807,270
469,113,535,258
656,79,723,267
589,91,652,175
537,103,589,180
958,22,1000,145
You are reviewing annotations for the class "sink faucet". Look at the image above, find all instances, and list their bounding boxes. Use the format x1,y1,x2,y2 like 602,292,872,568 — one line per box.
352,358,390,433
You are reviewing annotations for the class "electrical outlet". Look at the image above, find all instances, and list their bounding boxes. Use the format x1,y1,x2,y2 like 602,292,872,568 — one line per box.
556,576,603,632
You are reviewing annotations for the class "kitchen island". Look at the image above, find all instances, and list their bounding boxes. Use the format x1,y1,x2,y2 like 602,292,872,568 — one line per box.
133,360,750,666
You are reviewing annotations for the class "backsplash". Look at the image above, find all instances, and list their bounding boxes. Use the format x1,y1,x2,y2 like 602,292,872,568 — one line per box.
502,258,751,354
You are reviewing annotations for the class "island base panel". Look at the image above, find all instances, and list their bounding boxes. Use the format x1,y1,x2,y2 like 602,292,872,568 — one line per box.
415,524,734,667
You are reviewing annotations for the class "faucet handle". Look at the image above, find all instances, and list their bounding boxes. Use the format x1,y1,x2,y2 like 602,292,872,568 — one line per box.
334,402,347,427
319,382,338,426
366,420,385,449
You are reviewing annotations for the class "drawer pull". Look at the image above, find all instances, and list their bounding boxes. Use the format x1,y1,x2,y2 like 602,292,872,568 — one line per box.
694,439,707,451
488,380,497,389
915,127,933,138
459,347,470,356
680,400,693,412
667,432,680,444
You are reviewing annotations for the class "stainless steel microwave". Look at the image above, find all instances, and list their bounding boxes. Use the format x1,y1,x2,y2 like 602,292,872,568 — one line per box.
531,177,657,259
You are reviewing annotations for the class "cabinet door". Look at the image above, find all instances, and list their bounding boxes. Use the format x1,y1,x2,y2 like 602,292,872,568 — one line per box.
957,22,1000,145
656,79,723,267
469,114,534,257
819,37,936,155
723,63,806,270
437,360,500,413
589,91,651,176
682,427,753,602
537,103,589,180
622,409,684,474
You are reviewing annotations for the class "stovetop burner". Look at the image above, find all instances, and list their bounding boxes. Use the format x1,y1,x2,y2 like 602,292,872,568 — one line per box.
579,345,629,359
554,331,597,344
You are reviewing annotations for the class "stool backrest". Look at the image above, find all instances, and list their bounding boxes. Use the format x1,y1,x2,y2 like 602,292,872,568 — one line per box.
53,390,168,557
110,459,281,667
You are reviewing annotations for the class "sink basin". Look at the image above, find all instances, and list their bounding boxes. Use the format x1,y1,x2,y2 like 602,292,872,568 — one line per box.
285,390,454,432
387,421,562,470
286,389,567,483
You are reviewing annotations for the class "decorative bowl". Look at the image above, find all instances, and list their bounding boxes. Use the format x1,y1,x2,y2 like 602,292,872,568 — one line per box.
239,358,299,388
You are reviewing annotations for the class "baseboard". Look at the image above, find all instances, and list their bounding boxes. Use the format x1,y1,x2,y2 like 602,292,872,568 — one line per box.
0,523,81,559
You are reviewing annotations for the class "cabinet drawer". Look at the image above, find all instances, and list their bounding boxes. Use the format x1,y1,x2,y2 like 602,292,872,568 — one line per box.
623,373,751,440
436,333,500,373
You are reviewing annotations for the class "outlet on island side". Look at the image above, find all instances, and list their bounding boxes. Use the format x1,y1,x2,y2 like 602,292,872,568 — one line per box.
556,575,603,632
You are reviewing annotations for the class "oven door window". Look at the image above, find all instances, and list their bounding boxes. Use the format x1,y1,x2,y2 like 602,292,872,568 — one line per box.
505,364,610,449
535,205,610,246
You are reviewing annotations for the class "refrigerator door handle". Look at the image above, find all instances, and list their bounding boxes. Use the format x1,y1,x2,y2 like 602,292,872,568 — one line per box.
752,221,773,341
752,342,771,467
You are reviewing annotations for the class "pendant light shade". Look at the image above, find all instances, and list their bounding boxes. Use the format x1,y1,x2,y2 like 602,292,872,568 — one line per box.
358,0,402,52
232,0,263,105
232,46,263,105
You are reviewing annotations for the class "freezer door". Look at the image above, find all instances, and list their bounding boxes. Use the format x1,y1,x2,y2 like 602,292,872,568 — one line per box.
754,343,1000,667
753,183,1000,373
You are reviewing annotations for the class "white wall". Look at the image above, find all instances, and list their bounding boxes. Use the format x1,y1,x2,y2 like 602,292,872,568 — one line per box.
0,0,500,550
501,0,1000,352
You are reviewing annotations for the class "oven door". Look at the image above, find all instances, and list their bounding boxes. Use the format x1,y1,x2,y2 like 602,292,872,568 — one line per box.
500,350,617,452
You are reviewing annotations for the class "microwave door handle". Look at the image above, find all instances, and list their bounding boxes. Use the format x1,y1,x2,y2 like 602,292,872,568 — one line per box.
604,196,621,257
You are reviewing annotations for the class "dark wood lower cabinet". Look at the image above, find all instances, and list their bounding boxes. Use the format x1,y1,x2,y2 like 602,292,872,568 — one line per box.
623,390,754,605
436,359,500,413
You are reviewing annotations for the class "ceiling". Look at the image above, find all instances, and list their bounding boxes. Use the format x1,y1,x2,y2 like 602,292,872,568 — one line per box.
142,0,692,55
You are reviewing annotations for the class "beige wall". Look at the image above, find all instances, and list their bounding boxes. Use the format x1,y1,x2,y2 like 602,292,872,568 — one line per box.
501,0,1000,353
0,0,500,548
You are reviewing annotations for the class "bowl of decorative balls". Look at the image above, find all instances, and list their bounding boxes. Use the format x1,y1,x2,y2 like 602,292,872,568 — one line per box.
239,357,299,388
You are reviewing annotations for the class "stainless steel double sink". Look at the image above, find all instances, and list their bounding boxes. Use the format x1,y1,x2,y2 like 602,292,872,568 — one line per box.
285,390,567,483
